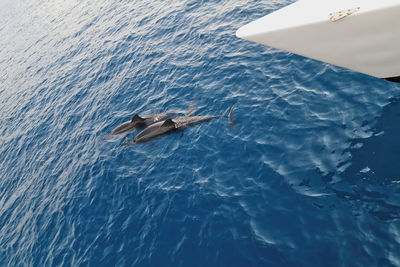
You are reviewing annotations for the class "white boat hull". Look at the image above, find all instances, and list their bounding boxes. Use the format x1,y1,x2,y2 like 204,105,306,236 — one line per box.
236,0,400,81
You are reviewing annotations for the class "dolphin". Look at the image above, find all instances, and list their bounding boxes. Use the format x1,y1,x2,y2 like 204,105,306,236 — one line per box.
108,110,187,137
129,104,236,144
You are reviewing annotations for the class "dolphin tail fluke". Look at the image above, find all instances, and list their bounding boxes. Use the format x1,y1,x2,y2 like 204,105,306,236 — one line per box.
227,103,237,129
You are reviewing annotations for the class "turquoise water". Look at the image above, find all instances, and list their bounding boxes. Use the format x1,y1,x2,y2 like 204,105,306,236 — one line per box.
1,0,400,266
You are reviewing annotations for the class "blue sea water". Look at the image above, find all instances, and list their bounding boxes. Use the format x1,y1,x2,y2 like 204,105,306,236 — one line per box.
1,0,400,266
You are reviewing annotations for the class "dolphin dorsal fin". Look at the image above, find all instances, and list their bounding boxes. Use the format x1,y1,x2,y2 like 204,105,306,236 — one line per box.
131,114,145,123
161,119,176,128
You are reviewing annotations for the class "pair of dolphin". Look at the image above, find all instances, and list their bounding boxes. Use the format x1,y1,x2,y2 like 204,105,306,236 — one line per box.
108,103,236,145
129,104,236,144
109,109,187,136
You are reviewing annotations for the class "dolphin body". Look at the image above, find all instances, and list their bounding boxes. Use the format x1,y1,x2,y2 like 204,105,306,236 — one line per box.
130,104,236,144
108,110,186,136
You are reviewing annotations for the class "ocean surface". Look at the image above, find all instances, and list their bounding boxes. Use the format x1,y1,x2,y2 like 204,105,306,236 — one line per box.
0,0,399,266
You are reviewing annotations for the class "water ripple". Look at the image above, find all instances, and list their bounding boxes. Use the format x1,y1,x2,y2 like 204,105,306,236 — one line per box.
1,0,400,266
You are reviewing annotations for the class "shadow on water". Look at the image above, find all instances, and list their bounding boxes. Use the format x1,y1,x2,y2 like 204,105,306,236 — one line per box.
334,97,400,221
343,97,400,185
